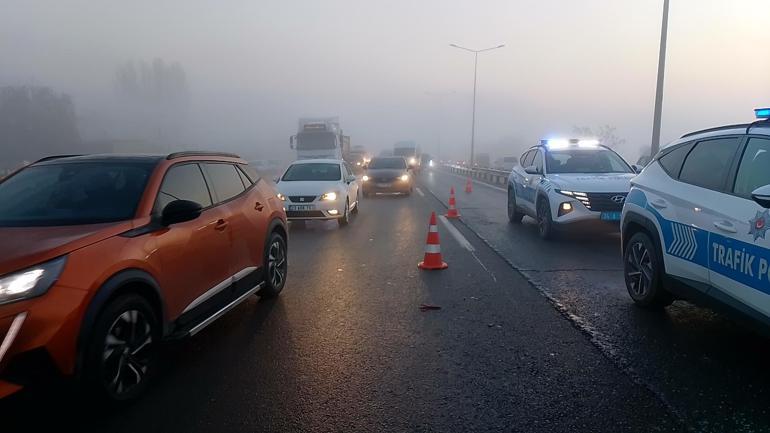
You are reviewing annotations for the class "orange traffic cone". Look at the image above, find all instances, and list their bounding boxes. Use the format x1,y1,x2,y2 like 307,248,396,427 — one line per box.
446,187,460,219
465,177,473,193
418,212,448,270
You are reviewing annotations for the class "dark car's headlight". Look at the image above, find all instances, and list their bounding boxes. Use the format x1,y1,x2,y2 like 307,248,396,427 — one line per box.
400,174,409,182
0,256,67,306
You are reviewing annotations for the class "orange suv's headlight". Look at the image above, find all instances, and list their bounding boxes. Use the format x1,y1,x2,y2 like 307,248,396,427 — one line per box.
0,256,67,306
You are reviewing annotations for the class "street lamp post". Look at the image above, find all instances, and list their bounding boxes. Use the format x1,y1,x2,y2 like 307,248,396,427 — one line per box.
650,0,670,157
450,43,504,167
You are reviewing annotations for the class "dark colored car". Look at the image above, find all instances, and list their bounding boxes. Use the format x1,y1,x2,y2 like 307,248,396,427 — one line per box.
361,157,413,196
0,152,287,401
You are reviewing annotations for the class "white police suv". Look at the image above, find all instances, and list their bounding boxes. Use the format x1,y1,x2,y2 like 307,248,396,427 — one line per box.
507,139,639,239
621,108,770,330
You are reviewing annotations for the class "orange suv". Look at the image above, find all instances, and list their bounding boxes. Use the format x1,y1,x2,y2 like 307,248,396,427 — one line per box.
0,152,287,401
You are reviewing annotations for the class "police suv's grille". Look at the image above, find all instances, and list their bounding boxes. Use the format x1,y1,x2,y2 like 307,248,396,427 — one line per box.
286,210,325,218
583,192,627,212
376,177,396,183
289,195,316,203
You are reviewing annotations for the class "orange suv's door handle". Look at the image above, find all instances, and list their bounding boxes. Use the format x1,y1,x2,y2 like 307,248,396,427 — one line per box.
214,219,228,231
255,201,264,212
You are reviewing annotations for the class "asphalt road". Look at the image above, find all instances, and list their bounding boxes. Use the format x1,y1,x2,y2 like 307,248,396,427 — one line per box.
0,173,688,433
421,168,770,433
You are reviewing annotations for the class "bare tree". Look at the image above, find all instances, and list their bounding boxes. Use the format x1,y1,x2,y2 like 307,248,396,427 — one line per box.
572,125,626,149
0,86,81,167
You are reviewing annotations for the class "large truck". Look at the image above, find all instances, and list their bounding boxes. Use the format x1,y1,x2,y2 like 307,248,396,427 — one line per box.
290,117,350,160
393,140,420,170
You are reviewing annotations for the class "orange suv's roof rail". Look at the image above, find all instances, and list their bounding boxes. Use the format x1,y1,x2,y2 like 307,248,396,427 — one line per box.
166,151,241,160
33,155,84,163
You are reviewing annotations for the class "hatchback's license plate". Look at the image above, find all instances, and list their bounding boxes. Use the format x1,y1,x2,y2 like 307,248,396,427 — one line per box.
377,183,391,188
289,205,315,211
601,211,621,221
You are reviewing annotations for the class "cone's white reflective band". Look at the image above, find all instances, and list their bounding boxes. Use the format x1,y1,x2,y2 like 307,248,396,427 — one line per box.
424,244,442,254
429,225,439,233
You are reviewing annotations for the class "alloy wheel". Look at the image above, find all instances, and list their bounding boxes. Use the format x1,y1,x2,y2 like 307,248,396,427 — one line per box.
626,241,653,298
268,240,286,288
102,310,153,396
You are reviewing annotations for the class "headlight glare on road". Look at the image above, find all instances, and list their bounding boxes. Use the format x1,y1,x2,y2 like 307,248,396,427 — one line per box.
400,174,409,182
320,192,337,201
362,175,370,182
0,256,67,306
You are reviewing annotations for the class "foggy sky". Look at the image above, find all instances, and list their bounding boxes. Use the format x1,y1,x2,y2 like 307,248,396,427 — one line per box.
2,0,770,161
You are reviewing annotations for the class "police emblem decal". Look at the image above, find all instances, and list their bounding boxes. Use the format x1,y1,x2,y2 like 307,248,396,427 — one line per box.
748,209,770,241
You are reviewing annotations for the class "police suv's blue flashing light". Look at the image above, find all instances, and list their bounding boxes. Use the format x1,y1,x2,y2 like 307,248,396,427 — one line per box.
755,108,770,119
541,138,600,149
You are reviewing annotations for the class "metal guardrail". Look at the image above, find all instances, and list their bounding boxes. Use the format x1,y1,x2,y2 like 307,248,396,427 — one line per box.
442,164,510,187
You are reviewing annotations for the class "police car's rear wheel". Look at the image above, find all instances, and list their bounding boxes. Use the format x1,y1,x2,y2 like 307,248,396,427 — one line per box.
507,188,524,224
624,232,673,308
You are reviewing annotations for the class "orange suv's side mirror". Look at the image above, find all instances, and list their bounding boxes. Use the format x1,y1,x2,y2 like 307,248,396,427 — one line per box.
162,200,203,226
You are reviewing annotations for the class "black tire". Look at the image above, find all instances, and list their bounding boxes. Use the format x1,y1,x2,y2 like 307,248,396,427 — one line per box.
83,294,160,402
260,231,288,298
351,192,359,214
507,188,524,224
536,198,556,240
338,199,350,227
624,231,673,308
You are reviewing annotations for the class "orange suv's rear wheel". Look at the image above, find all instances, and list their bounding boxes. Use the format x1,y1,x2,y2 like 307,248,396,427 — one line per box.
260,231,287,298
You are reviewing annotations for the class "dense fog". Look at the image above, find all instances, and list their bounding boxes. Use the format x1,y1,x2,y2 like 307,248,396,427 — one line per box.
2,0,770,171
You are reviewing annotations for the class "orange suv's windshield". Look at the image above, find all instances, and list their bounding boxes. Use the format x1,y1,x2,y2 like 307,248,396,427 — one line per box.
0,162,155,226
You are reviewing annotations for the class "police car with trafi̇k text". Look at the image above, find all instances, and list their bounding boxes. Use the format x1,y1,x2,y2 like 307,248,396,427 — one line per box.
622,108,770,332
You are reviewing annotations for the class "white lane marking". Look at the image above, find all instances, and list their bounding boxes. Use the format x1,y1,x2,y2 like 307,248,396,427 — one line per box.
440,170,507,192
438,215,474,252
470,250,498,283
438,215,497,282
415,187,425,197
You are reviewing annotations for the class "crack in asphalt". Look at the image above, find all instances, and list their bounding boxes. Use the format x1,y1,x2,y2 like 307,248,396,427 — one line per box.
518,268,623,272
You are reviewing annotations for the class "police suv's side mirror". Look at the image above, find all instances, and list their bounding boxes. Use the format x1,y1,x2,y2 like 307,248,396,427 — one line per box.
632,164,642,174
524,165,540,175
751,184,770,209
346,175,355,184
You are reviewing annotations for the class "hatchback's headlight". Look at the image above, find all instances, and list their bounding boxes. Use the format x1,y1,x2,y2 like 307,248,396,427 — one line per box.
320,192,337,201
400,174,409,182
0,256,67,306
362,175,370,182
276,193,287,201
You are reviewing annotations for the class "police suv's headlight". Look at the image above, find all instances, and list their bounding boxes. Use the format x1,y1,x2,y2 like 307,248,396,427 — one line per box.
400,174,409,182
320,192,337,201
276,193,287,201
362,175,370,182
556,190,590,208
0,256,67,306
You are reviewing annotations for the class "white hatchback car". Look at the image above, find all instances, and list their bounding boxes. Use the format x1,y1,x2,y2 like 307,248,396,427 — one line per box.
507,139,639,239
275,159,360,226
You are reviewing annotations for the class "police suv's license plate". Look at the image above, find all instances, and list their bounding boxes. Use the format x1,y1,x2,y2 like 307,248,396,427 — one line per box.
600,211,621,221
289,205,315,211
376,183,391,188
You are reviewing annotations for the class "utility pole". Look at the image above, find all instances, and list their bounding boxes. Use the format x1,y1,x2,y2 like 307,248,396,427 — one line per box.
650,0,670,156
425,91,455,161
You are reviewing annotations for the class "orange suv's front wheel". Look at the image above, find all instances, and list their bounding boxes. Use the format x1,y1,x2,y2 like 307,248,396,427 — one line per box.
84,294,160,402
